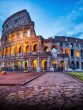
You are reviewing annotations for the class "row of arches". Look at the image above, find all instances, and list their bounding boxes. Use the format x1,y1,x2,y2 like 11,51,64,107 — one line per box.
9,59,47,70
2,30,30,44
52,60,66,71
0,44,38,56
44,46,70,55
44,45,80,58
70,61,82,70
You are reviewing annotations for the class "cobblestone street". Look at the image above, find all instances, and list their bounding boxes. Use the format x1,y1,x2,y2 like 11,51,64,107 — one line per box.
0,72,83,110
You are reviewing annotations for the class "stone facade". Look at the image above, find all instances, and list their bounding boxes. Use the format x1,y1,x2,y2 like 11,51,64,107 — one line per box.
0,9,83,72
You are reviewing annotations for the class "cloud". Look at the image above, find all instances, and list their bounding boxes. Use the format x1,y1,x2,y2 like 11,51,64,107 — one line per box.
0,0,83,39
46,0,83,38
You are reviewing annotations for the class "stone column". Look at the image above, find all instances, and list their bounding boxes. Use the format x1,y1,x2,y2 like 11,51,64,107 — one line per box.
20,59,24,70
29,43,31,53
79,61,81,70
21,43,23,56
37,57,40,72
49,57,54,71
47,56,51,71
28,57,31,71
74,48,76,59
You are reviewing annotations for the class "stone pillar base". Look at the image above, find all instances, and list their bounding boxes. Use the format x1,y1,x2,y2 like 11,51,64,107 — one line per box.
37,68,40,72
50,67,54,71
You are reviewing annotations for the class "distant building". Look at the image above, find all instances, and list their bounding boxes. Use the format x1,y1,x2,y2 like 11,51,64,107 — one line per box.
0,9,83,72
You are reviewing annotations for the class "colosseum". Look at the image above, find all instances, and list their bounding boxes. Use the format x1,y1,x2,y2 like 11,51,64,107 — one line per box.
0,9,83,72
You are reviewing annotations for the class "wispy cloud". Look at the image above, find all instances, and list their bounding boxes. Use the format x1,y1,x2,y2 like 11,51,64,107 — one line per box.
46,0,83,38
0,0,83,38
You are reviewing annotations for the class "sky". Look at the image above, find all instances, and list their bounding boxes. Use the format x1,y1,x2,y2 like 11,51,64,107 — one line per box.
0,0,83,39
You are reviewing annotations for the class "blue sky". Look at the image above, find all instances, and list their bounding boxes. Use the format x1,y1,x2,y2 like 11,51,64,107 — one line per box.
0,0,83,38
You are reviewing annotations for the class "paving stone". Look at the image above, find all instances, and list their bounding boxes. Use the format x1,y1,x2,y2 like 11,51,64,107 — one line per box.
0,72,83,110
5,93,17,103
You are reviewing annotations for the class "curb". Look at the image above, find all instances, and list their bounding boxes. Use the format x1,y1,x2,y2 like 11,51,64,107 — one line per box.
64,72,83,83
0,72,46,86
19,72,45,86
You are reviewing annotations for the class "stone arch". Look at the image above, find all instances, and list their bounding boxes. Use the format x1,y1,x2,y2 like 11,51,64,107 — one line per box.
65,48,70,55
71,61,75,69
33,44,38,52
24,43,29,53
71,49,74,57
32,60,37,70
10,60,14,69
7,47,11,56
3,48,6,56
8,34,11,42
17,60,21,69
23,60,28,69
41,59,47,70
61,48,65,54
51,45,57,58
17,44,21,54
81,62,83,70
52,59,57,71
12,32,16,40
76,49,80,57
11,45,15,55
60,60,65,70
76,61,79,69
44,46,48,51
51,45,57,50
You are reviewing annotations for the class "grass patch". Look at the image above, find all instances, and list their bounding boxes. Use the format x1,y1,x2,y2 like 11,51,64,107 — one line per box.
68,72,83,81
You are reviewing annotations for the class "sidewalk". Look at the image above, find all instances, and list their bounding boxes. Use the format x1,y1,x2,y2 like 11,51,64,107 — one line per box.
0,72,45,86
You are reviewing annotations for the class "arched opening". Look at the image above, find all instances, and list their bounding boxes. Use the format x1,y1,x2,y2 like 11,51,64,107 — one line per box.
51,45,57,58
26,45,29,53
76,61,79,69
80,50,83,57
41,60,47,70
52,59,57,71
6,61,9,68
7,47,11,56
17,60,21,70
76,50,80,57
8,34,11,42
23,60,28,69
65,48,70,55
12,32,16,40
60,61,65,71
26,30,30,37
3,48,6,56
61,48,65,54
81,62,83,70
71,61,75,70
17,45,21,54
32,60,37,70
33,44,38,52
19,46,21,53
44,46,48,51
71,49,74,57
11,60,14,69
11,46,15,55
24,44,29,53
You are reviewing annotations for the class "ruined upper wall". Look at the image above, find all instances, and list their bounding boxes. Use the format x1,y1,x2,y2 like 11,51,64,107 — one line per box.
2,9,32,35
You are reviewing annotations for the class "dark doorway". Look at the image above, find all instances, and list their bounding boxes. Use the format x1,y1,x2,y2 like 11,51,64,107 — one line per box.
76,61,79,69
71,49,74,57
